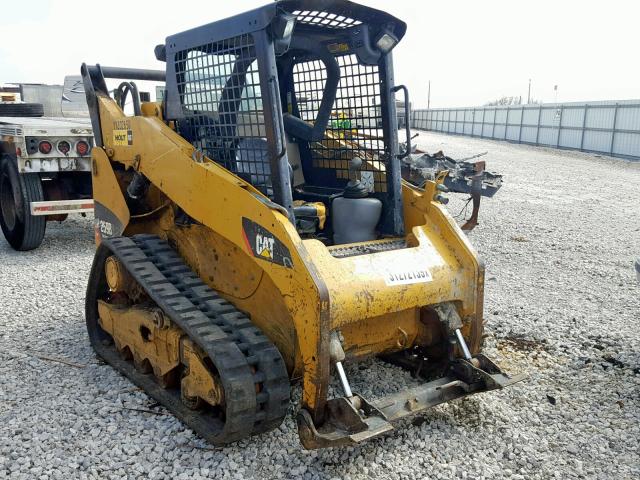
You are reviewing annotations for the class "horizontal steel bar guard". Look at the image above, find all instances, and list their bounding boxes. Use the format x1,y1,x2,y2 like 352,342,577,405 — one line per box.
85,65,166,82
31,199,95,216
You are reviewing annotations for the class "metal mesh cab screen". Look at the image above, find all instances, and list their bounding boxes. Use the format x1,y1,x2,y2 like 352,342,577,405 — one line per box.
174,33,273,194
292,9,363,29
293,54,387,193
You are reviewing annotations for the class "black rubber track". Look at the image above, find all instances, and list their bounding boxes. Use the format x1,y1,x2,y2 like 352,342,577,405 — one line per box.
85,234,290,445
0,156,46,251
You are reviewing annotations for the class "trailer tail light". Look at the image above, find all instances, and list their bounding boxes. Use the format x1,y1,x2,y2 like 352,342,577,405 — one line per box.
76,140,90,156
57,140,71,155
38,140,53,154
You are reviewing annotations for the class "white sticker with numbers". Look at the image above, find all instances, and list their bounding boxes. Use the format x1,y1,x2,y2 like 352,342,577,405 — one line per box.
384,266,432,286
352,250,435,286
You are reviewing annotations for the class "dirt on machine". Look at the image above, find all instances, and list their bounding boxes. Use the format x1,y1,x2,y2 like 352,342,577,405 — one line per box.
82,0,524,449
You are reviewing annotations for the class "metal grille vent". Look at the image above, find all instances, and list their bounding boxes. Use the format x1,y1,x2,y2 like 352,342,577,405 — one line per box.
174,33,273,194
328,239,407,258
292,10,362,29
0,126,21,136
293,54,387,192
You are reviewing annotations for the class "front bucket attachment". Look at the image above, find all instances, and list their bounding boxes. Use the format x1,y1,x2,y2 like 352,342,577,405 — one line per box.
297,395,393,449
297,354,525,449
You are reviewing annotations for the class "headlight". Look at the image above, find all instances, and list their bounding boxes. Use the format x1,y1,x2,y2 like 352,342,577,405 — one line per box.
375,31,399,54
272,13,296,40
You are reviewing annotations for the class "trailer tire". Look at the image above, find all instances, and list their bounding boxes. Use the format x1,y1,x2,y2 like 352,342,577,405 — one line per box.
0,156,46,250
0,103,45,117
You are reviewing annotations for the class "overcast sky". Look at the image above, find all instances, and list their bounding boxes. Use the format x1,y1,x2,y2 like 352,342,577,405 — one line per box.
1,0,637,108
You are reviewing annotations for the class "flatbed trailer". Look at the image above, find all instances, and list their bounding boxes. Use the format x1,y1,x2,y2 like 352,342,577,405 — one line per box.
0,79,94,250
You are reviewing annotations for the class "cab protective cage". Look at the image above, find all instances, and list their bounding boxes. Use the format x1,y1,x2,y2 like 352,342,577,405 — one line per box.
82,0,409,237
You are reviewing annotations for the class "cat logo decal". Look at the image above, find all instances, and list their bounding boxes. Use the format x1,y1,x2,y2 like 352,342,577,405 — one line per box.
242,218,293,268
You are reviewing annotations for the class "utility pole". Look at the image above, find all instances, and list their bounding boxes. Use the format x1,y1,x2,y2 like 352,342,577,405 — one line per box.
527,78,531,104
427,80,431,110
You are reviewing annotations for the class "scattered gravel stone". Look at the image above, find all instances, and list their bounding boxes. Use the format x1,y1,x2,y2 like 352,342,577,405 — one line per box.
0,131,638,479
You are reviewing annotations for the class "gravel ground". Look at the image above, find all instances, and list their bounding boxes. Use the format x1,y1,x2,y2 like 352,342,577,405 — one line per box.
1,132,639,479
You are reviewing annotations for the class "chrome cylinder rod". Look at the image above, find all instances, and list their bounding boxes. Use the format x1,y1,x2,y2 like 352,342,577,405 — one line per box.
335,361,353,398
455,328,473,360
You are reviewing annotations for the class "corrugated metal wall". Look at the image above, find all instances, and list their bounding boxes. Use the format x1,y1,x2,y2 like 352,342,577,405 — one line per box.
412,100,640,160
20,84,64,117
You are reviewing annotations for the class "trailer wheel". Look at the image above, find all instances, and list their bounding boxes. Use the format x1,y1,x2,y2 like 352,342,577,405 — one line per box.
0,156,46,250
0,103,45,117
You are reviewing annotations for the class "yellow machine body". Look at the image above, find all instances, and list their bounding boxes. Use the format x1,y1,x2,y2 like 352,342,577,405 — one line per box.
82,0,522,449
91,97,484,421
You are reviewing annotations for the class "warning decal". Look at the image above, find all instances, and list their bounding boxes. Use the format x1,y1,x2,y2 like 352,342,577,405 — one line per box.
112,120,133,146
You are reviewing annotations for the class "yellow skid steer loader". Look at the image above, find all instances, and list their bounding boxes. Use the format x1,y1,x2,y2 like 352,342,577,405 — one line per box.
81,0,523,449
